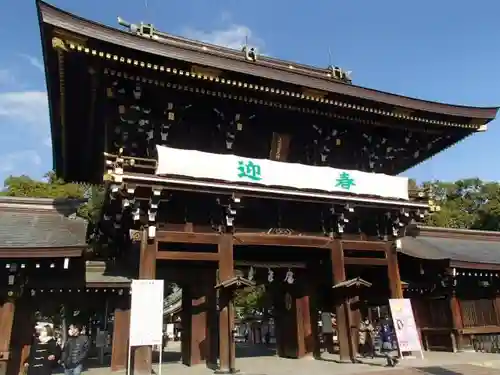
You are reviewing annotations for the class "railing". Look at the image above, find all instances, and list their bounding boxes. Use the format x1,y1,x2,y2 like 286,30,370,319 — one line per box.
472,334,500,353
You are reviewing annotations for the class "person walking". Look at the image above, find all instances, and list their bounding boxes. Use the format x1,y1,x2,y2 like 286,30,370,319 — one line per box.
358,317,375,358
61,324,89,375
25,325,61,375
380,318,399,367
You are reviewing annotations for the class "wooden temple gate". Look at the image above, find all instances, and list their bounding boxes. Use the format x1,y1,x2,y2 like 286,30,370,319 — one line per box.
35,1,498,373
104,194,416,375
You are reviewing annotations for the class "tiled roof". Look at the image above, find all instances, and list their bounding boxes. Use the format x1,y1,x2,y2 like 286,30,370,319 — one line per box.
85,261,132,285
401,236,500,265
0,197,88,248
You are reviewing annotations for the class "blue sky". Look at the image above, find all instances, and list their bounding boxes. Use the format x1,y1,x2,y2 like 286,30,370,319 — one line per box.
0,0,499,185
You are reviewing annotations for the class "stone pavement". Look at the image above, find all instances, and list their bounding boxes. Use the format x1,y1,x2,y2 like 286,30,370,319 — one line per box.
85,342,500,375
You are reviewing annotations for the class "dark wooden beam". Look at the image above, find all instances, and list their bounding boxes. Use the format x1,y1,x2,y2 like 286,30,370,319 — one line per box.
155,230,390,251
156,251,219,262
344,257,387,266
234,233,332,248
341,240,387,251
159,224,383,243
156,231,220,244
449,260,500,271
0,247,84,258
459,326,500,335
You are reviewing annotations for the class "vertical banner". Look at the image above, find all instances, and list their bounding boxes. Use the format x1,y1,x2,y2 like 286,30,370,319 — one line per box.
129,279,164,346
389,298,424,359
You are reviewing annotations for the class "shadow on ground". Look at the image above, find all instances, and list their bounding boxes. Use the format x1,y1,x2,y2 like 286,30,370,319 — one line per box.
236,343,277,358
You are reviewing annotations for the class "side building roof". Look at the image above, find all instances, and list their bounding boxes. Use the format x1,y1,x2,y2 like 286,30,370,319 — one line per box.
401,226,500,268
0,196,88,257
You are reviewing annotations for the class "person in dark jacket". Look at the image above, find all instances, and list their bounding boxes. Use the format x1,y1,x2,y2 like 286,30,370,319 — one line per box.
25,325,61,375
61,324,89,375
379,318,399,367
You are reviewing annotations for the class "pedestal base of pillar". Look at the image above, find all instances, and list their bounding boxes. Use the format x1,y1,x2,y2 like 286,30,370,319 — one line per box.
0,360,7,375
337,358,356,364
214,368,240,374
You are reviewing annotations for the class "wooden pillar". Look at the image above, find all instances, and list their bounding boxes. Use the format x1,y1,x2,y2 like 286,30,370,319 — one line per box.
181,269,216,366
216,234,235,374
386,243,403,299
133,228,157,375
7,297,33,375
111,295,131,372
297,291,312,357
449,292,463,352
330,240,354,362
306,271,321,359
0,299,15,375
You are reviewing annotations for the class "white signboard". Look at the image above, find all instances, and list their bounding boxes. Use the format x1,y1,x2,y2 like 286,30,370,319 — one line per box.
129,279,164,346
389,298,424,358
156,145,409,200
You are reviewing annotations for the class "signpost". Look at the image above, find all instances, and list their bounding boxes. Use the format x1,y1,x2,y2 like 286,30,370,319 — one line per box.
389,298,424,359
128,279,164,375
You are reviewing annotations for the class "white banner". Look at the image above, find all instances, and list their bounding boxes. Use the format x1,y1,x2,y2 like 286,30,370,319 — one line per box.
156,146,409,200
389,299,423,354
129,279,164,346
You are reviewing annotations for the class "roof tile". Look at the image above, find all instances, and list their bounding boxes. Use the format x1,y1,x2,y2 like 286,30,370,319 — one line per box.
401,236,500,265
0,210,87,248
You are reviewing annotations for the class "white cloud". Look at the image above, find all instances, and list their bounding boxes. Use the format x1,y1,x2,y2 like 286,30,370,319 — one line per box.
0,69,16,86
0,59,49,179
184,23,264,51
43,136,52,148
0,91,49,128
0,150,42,173
20,54,45,73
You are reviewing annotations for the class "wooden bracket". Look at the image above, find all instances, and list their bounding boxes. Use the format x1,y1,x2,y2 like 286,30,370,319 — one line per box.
215,276,255,291
332,277,372,289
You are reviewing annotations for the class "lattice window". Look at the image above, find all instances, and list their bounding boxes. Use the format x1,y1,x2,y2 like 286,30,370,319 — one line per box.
412,299,451,328
460,299,498,327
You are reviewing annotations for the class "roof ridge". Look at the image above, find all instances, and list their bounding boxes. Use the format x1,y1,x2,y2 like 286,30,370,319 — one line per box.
0,196,87,213
418,225,500,237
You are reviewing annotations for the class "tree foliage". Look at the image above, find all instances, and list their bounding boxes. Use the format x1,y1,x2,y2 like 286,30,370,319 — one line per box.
1,171,87,198
1,171,105,225
234,285,268,317
423,178,500,231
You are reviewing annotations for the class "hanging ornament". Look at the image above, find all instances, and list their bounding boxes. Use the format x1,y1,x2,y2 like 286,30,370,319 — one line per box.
284,269,295,284
248,266,255,281
133,84,142,100
267,268,274,283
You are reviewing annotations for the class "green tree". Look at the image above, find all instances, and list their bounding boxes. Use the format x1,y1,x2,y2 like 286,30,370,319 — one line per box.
421,178,500,230
234,285,267,318
1,172,87,198
2,171,105,229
